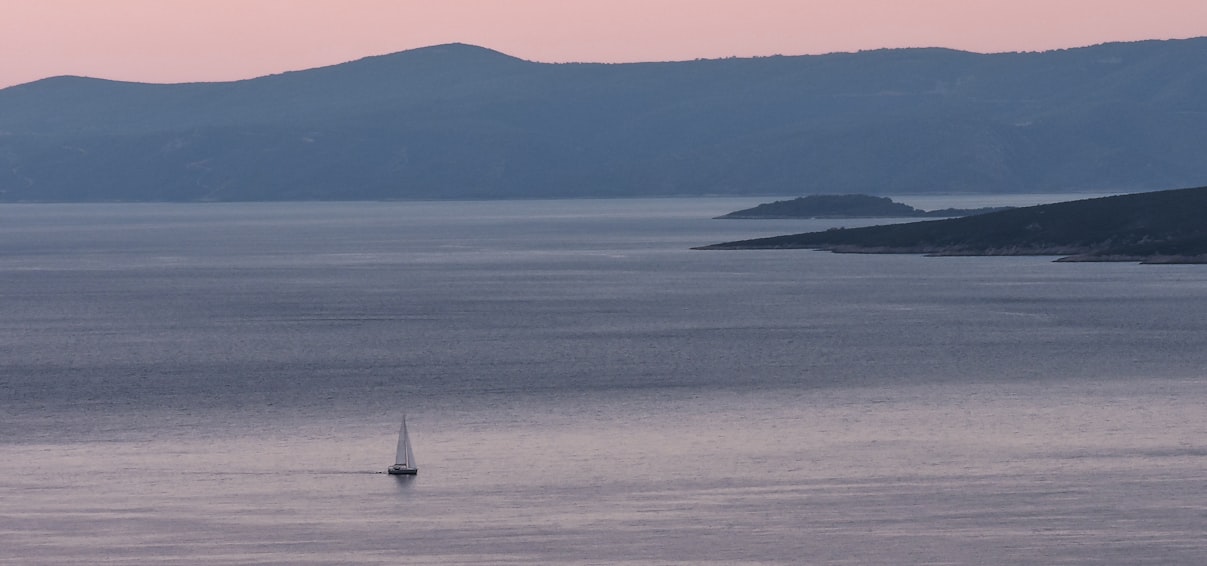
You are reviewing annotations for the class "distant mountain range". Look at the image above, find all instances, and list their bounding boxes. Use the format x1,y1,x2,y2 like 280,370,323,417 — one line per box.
696,185,1207,263
2,39,1207,202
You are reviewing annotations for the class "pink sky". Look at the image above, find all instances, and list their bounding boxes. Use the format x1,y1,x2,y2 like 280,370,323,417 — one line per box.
3,0,1206,89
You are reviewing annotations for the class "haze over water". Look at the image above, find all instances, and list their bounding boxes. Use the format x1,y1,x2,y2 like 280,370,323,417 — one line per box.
3,197,1207,564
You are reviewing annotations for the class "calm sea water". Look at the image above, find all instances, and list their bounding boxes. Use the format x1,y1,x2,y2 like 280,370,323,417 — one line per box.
3,197,1207,565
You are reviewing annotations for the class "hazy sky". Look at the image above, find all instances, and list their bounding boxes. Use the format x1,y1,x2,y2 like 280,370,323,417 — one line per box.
3,0,1206,88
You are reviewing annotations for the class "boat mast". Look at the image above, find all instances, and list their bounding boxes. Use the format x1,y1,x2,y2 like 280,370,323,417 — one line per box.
396,415,411,467
403,418,416,469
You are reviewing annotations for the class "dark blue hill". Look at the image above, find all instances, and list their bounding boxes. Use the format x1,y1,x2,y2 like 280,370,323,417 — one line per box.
696,185,1207,263
2,38,1207,201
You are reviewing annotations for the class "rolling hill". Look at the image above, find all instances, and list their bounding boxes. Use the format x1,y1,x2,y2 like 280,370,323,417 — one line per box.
2,39,1207,201
695,186,1207,263
715,194,1011,218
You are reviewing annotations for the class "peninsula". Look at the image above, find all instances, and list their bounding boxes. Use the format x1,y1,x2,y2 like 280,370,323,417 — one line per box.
695,186,1207,264
716,194,1010,219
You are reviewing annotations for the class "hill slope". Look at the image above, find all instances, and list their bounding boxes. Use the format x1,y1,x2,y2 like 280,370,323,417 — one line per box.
716,194,1010,218
2,40,1207,201
696,186,1207,263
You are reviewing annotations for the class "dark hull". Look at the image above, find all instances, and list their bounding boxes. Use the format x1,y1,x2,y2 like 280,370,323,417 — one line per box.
387,466,417,475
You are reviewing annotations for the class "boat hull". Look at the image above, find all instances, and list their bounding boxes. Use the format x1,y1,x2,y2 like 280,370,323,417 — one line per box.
387,465,417,475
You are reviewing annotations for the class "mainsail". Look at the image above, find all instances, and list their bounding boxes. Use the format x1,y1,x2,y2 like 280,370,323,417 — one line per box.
395,415,416,469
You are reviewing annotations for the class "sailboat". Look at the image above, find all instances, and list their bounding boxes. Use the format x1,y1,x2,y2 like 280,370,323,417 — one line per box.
387,415,418,475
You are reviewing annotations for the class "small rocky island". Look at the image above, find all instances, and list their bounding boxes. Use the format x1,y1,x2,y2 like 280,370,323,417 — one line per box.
716,194,1011,219
697,186,1207,264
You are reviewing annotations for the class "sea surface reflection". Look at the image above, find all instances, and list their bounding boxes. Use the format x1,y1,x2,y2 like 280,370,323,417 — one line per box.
3,197,1206,564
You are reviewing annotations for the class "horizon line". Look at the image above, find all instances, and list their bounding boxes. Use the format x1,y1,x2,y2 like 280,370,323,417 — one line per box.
5,34,1204,90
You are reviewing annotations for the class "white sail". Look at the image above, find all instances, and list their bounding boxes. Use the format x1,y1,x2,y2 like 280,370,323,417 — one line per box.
388,415,417,474
395,416,414,467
